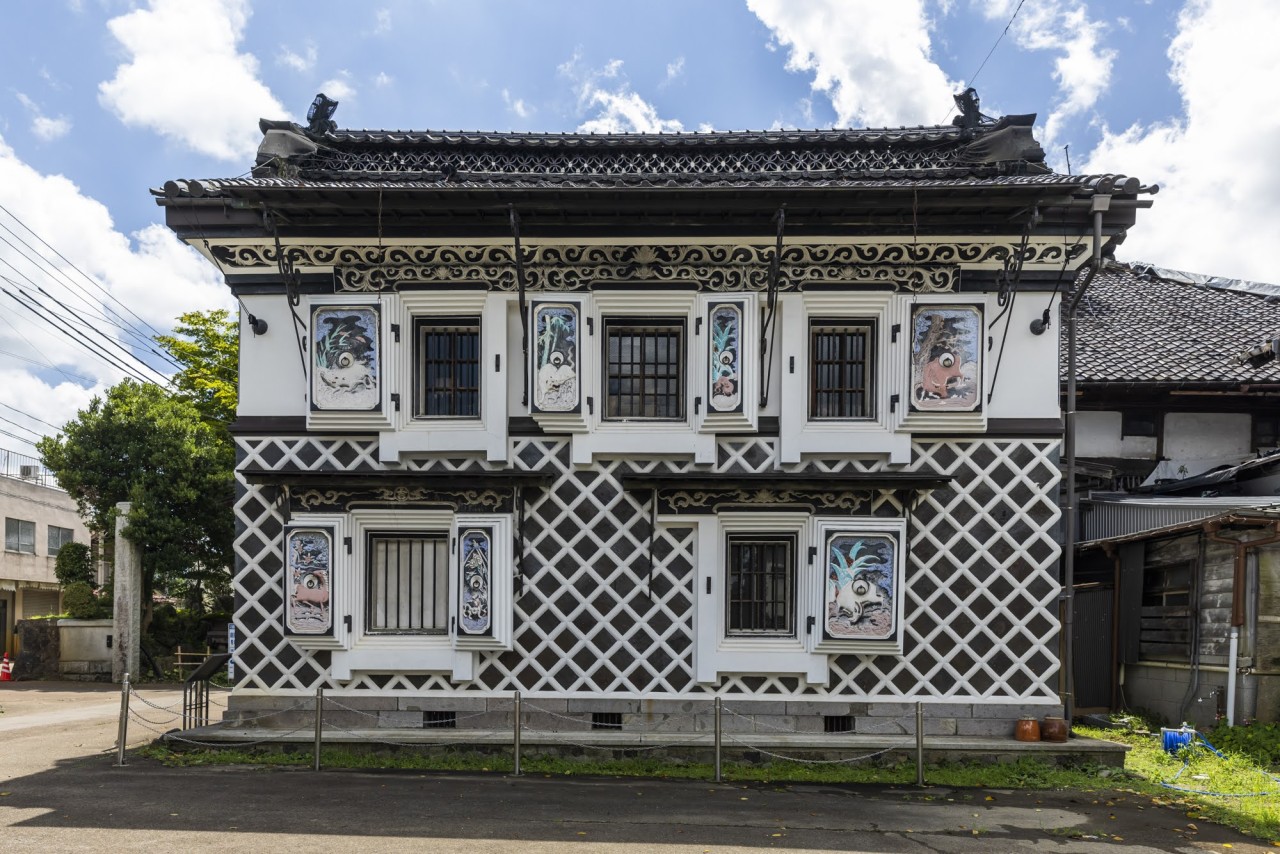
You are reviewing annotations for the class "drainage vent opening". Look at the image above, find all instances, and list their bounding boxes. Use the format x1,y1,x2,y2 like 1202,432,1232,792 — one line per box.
424,711,457,729
823,715,854,733
592,712,623,730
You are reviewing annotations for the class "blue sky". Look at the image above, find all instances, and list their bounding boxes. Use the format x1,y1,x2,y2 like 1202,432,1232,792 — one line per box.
0,0,1276,455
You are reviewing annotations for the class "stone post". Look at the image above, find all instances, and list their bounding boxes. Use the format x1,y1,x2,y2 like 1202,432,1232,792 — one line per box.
112,501,140,683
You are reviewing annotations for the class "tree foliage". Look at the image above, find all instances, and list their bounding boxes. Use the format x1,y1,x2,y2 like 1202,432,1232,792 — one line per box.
37,380,235,594
154,309,238,426
53,541,95,588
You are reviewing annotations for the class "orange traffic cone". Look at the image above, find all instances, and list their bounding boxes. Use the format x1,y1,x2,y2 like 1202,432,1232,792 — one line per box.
0,652,12,681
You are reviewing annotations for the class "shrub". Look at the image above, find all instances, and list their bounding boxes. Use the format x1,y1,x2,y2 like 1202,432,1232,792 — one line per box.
1205,720,1280,767
63,581,105,620
54,541,96,587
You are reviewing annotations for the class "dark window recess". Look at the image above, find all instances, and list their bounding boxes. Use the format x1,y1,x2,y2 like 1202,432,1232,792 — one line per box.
810,321,873,419
1253,413,1280,451
1139,561,1192,662
726,534,795,636
366,533,449,633
415,319,481,418
1121,410,1157,438
604,319,685,420
424,711,457,729
591,712,623,730
823,715,854,734
4,518,35,554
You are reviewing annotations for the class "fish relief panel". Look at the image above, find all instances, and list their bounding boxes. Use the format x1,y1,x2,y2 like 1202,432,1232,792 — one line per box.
458,527,492,636
311,305,381,411
285,527,333,635
708,303,743,412
532,302,580,413
825,533,896,642
910,305,982,412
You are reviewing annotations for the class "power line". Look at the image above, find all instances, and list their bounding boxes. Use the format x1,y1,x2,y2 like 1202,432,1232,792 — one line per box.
0,412,44,440
0,346,97,385
0,401,60,431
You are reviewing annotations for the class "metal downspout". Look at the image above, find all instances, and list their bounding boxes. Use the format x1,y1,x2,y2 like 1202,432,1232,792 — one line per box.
1063,195,1108,725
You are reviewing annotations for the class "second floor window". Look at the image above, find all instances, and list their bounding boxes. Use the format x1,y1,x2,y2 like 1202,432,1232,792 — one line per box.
604,319,685,420
5,518,35,554
47,526,75,555
810,320,874,420
415,319,480,418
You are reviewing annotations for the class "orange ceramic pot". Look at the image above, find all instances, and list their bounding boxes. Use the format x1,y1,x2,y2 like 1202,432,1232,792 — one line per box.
1014,717,1041,742
1041,716,1069,742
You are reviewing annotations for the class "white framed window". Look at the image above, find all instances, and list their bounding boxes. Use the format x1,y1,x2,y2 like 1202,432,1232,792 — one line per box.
5,518,35,554
694,512,908,684
296,508,514,681
779,291,910,464
603,318,687,421
47,525,75,555
380,291,510,463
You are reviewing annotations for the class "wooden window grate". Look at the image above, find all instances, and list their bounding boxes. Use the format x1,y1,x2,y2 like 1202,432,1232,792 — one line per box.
366,533,449,633
415,319,481,418
726,534,795,636
810,321,873,419
604,320,685,420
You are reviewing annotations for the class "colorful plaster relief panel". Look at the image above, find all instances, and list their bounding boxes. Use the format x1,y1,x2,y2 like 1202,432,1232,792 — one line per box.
910,305,982,412
708,303,742,412
825,533,896,641
285,528,333,635
458,528,492,636
311,306,380,410
533,303,579,412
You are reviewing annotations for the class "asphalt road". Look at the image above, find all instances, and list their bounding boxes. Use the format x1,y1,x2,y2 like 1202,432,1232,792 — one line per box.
0,681,1274,853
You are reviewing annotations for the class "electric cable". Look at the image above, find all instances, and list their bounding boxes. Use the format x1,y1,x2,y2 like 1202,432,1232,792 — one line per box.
0,401,60,431
938,0,1028,123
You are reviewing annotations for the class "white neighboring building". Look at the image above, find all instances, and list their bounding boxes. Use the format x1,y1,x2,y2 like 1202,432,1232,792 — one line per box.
0,449,90,655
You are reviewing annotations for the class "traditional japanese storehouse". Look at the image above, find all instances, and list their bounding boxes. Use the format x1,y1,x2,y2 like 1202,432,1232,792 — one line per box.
158,94,1152,736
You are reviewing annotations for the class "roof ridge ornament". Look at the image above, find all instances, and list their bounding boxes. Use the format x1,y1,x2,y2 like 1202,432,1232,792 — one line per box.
307,93,339,135
951,88,995,139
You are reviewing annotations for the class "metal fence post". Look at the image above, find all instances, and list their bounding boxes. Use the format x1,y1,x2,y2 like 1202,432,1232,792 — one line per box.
313,686,324,772
915,701,925,787
714,696,723,783
512,691,522,777
115,673,131,767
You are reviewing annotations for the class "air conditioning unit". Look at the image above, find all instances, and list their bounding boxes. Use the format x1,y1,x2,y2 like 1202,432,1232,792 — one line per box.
18,465,39,478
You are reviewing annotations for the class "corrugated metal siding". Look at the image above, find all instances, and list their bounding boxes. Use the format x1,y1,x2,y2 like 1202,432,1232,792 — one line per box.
1083,498,1280,541
21,589,59,618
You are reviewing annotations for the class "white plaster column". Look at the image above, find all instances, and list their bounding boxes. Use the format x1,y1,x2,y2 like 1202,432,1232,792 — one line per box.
111,501,140,683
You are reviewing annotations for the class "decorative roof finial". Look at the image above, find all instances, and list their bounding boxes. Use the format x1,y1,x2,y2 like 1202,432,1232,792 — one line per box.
307,93,339,134
952,88,993,138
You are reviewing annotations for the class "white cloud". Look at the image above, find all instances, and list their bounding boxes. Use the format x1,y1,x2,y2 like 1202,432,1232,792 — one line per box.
15,93,72,141
978,1,1116,149
0,132,230,452
559,53,683,133
374,8,392,35
502,89,533,120
374,72,393,88
319,75,356,105
277,42,317,73
747,0,959,127
1082,0,1280,283
662,57,685,87
98,0,288,162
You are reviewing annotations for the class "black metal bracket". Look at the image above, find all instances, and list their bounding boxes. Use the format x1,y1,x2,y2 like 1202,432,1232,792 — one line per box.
514,485,527,597
391,323,401,343
807,546,817,566
265,209,310,377
509,206,530,407
891,323,901,343
758,205,786,408
343,536,352,555
390,392,401,412
890,393,900,413
646,488,658,604
343,615,352,631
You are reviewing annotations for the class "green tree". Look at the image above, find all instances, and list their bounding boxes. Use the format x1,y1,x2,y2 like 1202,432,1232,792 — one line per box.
154,309,238,426
37,379,235,619
53,541,96,588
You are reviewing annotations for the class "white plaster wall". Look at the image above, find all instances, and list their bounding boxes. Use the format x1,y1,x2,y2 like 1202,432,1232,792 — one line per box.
985,295,1061,420
237,297,308,417
1076,411,1159,459
1164,412,1251,460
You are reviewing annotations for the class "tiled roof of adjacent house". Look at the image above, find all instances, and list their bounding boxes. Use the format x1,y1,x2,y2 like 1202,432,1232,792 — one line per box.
1066,263,1280,385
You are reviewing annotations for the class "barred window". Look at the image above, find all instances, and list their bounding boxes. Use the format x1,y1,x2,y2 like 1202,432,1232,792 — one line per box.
1140,561,1192,662
367,533,449,633
5,518,35,554
726,534,795,636
810,321,873,419
415,319,480,418
604,320,685,420
47,525,75,555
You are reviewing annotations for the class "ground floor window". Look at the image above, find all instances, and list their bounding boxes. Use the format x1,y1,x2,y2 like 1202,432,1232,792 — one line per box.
366,533,449,633
726,534,795,636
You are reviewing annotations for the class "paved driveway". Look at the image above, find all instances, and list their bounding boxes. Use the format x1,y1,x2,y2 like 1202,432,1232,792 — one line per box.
0,681,1273,853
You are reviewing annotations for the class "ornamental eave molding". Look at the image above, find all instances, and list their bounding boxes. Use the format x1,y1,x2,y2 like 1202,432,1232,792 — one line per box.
205,238,1087,293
